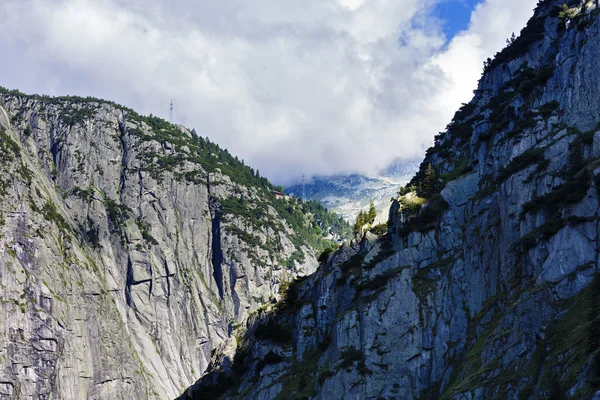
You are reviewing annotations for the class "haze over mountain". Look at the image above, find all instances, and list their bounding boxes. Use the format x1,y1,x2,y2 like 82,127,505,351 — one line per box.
286,158,420,223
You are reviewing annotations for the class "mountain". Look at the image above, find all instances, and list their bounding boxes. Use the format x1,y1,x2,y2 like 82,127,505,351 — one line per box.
181,1,600,399
285,159,420,224
0,89,351,398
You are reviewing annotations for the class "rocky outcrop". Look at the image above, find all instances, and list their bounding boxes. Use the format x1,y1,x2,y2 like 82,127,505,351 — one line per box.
0,92,349,398
182,1,600,399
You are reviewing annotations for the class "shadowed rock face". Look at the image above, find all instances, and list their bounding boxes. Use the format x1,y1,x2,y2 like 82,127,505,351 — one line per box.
209,194,225,299
0,91,340,398
182,1,600,399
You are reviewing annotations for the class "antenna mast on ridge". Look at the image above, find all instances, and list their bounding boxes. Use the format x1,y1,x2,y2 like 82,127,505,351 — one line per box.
302,174,306,201
169,100,174,124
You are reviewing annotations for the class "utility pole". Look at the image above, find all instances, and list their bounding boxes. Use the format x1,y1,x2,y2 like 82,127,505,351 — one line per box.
169,100,174,124
302,174,306,201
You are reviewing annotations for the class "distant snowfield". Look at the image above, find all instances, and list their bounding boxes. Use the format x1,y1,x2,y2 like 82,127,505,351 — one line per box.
286,159,420,223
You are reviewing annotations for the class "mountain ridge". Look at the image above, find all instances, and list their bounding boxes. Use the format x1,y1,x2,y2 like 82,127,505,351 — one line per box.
0,88,350,398
180,1,600,398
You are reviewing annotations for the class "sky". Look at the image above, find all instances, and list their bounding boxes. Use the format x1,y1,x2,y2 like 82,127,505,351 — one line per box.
0,0,538,185
433,0,481,37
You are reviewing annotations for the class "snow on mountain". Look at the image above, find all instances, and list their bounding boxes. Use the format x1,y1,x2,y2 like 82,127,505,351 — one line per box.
286,159,420,223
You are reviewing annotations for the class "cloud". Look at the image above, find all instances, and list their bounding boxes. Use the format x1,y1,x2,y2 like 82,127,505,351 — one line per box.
431,0,539,115
0,0,537,184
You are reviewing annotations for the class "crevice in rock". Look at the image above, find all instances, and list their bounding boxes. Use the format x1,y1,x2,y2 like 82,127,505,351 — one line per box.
129,278,153,286
125,256,133,307
208,173,224,299
49,126,63,182
230,267,240,317
118,122,128,199
165,259,171,298
148,272,153,299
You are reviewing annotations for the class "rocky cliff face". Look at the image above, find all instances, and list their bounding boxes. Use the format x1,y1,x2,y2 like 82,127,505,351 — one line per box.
182,1,600,399
0,91,350,398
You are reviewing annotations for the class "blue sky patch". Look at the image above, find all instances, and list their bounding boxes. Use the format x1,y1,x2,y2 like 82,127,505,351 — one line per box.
434,0,481,39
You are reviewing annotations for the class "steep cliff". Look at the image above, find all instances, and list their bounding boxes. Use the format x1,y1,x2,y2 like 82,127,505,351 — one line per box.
0,90,350,399
182,1,600,398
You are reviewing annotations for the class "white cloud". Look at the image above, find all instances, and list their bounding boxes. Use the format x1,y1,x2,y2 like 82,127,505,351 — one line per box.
339,0,366,11
0,0,537,184
431,0,539,116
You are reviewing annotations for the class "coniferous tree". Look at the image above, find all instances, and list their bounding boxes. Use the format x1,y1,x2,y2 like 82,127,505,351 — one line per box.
367,200,377,223
354,210,366,234
420,163,441,198
398,186,409,197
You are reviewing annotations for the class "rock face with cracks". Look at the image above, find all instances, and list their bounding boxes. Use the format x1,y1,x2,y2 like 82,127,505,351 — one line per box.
182,1,600,399
0,89,352,398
